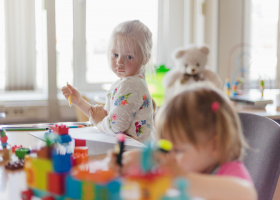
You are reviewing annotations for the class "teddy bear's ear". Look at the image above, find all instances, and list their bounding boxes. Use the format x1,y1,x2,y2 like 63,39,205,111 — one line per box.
199,46,210,55
172,48,186,59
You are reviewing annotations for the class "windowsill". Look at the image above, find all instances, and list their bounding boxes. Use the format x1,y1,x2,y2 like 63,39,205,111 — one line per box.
0,90,48,102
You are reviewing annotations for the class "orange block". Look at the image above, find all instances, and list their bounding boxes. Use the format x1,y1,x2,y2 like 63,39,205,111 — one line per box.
74,147,88,155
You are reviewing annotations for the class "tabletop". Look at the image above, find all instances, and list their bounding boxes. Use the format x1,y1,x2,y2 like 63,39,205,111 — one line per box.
0,130,106,200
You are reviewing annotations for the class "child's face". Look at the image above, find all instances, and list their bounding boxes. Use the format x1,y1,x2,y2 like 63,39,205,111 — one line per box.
110,39,143,79
171,138,220,174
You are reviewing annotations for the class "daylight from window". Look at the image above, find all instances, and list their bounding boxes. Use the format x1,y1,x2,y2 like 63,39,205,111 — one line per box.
249,0,279,84
56,0,74,89
86,0,158,84
0,0,5,90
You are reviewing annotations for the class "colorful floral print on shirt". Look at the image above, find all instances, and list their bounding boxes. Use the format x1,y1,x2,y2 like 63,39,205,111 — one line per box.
114,93,131,106
108,113,117,129
140,95,150,110
135,120,151,136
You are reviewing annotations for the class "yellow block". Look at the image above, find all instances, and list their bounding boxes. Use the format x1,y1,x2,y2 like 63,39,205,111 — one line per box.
24,156,53,191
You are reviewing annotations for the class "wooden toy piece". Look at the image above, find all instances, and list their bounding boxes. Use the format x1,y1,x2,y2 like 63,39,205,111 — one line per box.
21,189,33,200
52,124,69,135
37,146,52,159
47,172,67,195
15,148,30,159
74,139,86,147
0,146,12,161
5,159,24,170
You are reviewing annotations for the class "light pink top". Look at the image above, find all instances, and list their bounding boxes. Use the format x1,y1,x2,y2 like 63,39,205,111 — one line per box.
216,161,253,183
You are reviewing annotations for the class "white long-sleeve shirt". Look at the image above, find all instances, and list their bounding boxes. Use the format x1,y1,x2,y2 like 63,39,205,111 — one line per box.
91,74,155,143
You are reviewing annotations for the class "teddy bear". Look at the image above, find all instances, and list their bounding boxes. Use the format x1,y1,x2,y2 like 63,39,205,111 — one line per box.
163,44,222,100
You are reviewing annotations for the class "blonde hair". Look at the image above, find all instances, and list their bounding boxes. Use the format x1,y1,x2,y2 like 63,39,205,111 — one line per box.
155,83,248,164
107,20,154,75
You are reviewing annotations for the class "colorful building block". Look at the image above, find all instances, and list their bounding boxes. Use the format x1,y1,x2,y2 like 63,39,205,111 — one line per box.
66,176,82,199
21,189,33,200
57,134,72,143
74,139,86,147
82,181,96,200
52,125,69,135
74,146,88,154
42,196,56,200
47,172,67,195
24,156,53,190
52,151,72,173
15,148,30,159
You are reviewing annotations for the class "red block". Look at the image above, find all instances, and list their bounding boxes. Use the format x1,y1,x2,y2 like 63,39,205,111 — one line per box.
74,139,86,146
21,189,33,200
52,125,69,135
47,172,67,195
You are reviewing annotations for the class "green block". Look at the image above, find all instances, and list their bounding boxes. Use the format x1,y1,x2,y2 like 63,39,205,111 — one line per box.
15,148,30,159
82,181,96,200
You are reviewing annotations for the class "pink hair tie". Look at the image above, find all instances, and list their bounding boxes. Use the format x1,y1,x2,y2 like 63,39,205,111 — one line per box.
211,102,220,112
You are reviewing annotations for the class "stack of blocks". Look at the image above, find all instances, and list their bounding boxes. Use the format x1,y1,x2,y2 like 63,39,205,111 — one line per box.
21,126,190,200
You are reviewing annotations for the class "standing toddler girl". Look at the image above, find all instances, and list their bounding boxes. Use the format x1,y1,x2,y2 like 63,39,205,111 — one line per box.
62,20,155,143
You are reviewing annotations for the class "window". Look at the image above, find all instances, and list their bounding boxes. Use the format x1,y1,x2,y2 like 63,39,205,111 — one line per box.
248,0,279,86
85,0,158,84
0,0,5,90
56,0,74,89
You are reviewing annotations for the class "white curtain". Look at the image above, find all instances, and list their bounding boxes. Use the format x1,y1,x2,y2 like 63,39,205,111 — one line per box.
4,0,36,90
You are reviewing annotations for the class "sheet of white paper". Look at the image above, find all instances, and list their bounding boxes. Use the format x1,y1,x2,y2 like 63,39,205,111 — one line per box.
29,127,146,155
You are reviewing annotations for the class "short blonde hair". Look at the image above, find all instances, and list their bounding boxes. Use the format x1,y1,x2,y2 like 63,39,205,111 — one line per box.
107,20,154,75
155,83,248,164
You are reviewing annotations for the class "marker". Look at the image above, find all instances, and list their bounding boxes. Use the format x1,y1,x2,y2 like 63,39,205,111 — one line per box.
158,139,173,153
67,82,72,107
4,128,49,131
115,134,125,166
68,125,83,128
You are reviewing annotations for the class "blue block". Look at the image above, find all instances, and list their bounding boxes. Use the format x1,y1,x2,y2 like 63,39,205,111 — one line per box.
66,176,82,199
1,142,7,148
107,180,122,200
58,134,72,143
52,151,72,173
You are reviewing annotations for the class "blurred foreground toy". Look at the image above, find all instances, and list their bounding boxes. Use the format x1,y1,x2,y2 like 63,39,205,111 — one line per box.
0,129,12,161
21,128,190,200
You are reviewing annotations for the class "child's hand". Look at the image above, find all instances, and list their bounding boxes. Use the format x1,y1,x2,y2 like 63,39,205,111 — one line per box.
156,153,187,178
61,84,82,106
107,149,142,175
89,105,107,125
